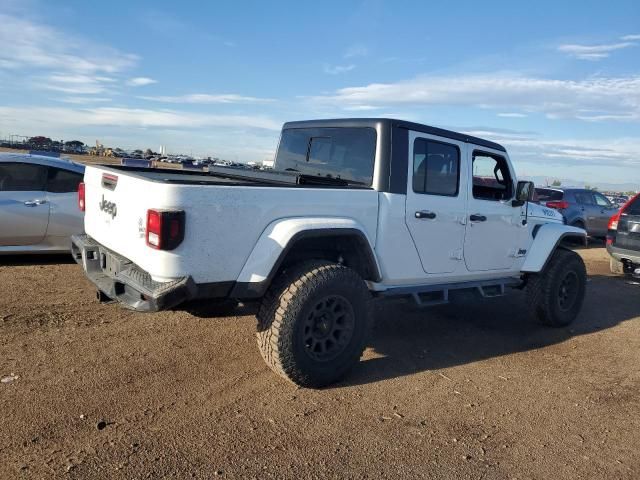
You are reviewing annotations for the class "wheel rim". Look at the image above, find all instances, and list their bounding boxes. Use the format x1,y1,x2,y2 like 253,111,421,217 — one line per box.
302,295,355,362
557,270,579,312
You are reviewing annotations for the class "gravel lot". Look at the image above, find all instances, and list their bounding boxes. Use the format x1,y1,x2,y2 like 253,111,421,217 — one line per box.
1,247,638,479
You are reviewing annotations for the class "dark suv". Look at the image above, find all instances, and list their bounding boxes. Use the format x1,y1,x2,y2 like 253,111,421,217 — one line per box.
607,193,640,277
535,187,618,237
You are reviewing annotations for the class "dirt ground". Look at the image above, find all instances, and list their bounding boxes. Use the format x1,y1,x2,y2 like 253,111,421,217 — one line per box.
1,247,638,479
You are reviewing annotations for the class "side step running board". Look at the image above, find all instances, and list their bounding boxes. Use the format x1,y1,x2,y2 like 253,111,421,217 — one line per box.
379,277,522,308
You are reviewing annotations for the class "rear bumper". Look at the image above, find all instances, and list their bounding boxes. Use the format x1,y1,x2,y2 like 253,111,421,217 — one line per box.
607,244,640,276
71,234,197,312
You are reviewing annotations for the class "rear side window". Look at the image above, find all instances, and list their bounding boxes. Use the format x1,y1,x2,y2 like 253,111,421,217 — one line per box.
46,167,83,193
472,152,513,201
593,192,612,207
625,195,640,215
412,139,460,196
535,188,563,201
274,127,376,185
0,162,48,191
574,191,594,205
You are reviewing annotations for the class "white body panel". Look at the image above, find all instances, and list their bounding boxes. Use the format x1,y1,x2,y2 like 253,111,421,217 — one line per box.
520,223,585,272
80,131,584,291
236,217,378,283
83,165,378,283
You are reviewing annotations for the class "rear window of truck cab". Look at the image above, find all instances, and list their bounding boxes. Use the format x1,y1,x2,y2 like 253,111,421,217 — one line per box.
274,127,376,185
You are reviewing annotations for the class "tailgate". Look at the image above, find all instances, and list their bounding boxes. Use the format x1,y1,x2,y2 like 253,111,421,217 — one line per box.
83,165,182,279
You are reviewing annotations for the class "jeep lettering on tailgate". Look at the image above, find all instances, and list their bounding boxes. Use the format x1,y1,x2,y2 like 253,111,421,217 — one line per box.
99,195,117,219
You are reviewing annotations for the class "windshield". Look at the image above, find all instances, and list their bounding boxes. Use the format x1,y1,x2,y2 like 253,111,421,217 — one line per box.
274,127,376,185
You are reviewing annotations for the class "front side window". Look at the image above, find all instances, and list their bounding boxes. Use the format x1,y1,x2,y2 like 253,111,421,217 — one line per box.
412,139,460,196
46,167,83,193
274,127,376,185
472,152,513,201
0,162,48,191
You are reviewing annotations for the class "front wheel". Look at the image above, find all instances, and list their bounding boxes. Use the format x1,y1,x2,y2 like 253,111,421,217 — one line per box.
256,261,372,388
525,249,587,327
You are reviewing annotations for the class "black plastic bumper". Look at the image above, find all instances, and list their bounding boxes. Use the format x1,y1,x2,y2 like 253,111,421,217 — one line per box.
607,244,640,277
71,234,197,312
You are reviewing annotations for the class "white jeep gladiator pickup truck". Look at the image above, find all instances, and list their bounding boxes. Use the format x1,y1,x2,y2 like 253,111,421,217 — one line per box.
72,118,587,387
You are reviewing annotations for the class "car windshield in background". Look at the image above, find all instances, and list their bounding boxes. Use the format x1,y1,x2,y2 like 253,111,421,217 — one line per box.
535,188,564,201
274,127,376,185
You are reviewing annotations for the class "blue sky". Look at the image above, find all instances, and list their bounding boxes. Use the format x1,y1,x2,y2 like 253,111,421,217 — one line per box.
0,0,639,185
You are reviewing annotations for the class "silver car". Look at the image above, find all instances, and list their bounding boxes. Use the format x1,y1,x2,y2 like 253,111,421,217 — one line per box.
0,153,84,254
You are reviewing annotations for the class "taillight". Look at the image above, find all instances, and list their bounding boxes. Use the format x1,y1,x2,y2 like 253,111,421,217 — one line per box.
146,209,185,250
78,182,85,211
608,212,620,231
546,200,569,210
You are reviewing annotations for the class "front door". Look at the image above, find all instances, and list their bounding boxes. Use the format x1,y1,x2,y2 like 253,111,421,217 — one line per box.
0,162,50,246
404,131,467,274
463,149,524,271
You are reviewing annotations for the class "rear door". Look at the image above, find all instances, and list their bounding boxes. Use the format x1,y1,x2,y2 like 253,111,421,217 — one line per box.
616,195,640,251
404,131,467,274
0,162,50,246
44,166,85,239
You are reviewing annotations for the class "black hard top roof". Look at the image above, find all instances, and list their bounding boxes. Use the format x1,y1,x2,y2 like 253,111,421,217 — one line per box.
282,118,506,153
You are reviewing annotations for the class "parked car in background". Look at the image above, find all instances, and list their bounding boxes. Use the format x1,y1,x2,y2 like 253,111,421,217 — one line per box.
0,153,84,254
535,187,618,237
607,193,640,277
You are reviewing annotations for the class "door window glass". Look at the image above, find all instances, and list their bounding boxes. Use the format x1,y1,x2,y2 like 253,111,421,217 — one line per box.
574,191,595,205
0,162,48,191
412,139,460,196
472,152,513,201
626,196,640,215
593,192,612,207
46,167,83,193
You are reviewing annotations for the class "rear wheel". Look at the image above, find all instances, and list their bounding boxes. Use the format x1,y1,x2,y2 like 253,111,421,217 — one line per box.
256,261,372,388
526,249,587,327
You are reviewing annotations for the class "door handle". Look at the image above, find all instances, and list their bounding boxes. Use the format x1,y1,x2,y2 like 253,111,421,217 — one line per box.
24,199,48,207
469,214,487,222
415,210,437,220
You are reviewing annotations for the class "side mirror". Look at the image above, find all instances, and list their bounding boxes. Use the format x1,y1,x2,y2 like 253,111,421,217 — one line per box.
512,181,534,207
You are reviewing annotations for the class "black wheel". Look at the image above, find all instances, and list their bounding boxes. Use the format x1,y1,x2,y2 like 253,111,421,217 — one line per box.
526,249,587,327
256,261,372,388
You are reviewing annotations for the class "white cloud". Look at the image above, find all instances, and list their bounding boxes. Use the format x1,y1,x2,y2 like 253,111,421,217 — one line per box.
0,106,281,131
621,34,640,41
498,112,528,118
323,64,356,75
312,73,640,122
344,44,368,58
0,13,138,74
55,97,113,104
127,77,157,87
558,41,636,60
138,93,274,104
39,73,117,94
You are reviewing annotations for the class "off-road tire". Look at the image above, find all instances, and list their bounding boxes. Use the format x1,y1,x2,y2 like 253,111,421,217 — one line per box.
525,248,587,327
256,261,372,388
